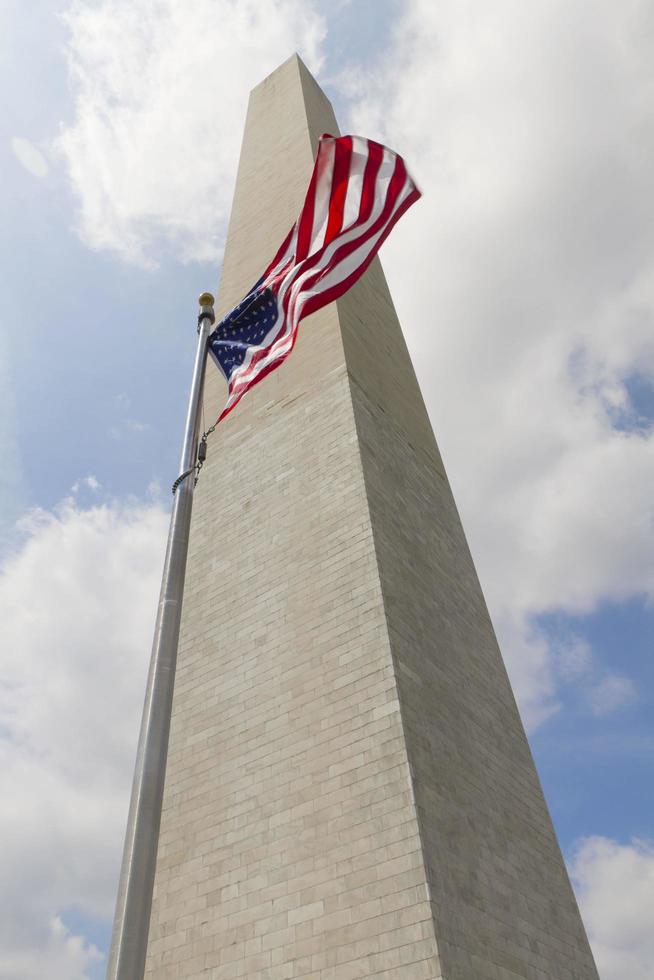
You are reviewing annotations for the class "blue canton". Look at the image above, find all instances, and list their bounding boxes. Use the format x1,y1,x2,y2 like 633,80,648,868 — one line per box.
209,283,279,381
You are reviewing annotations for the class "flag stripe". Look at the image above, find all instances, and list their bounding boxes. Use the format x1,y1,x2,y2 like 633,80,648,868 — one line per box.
341,142,368,232
307,138,337,256
294,155,320,261
323,136,352,246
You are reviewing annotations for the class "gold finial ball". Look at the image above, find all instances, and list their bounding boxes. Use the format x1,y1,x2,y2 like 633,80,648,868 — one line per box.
198,291,215,307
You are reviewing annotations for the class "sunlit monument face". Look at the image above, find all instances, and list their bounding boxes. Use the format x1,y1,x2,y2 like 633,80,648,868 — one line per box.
143,55,599,980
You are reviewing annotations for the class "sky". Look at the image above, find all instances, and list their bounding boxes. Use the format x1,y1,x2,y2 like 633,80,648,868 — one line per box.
0,1,653,978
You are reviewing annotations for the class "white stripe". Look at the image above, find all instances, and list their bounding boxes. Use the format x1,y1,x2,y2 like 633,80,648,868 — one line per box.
307,138,336,255
341,138,369,232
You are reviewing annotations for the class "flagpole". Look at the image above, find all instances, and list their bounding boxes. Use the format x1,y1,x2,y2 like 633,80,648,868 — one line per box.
106,293,215,980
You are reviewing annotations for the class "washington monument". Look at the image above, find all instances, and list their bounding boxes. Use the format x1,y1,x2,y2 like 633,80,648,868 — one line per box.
136,56,598,980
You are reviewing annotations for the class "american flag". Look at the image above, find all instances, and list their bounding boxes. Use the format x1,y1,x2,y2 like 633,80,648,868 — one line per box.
209,133,421,422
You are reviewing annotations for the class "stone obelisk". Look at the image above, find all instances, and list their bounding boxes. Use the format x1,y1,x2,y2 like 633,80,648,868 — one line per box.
144,56,598,980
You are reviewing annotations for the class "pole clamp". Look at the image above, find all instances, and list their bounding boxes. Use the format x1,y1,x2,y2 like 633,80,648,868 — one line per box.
197,309,216,333
172,466,195,495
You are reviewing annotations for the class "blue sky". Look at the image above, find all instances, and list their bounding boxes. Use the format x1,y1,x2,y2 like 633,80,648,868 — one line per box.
1,2,653,978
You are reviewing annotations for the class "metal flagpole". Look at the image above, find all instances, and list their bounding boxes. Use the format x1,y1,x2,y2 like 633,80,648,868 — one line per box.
106,292,216,980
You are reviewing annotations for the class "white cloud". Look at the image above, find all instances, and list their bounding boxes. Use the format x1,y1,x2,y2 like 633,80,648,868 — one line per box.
1,916,102,980
110,391,150,439
0,331,26,546
555,635,593,682
343,0,654,726
11,137,49,178
109,419,150,439
71,474,101,494
57,0,326,267
570,836,654,980
0,491,168,978
589,674,637,716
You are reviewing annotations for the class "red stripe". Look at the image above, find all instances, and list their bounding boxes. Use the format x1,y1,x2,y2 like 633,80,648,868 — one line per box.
357,139,383,224
323,136,352,246
294,141,325,260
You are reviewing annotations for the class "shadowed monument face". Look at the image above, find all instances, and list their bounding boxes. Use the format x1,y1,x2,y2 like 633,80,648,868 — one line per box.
143,54,599,980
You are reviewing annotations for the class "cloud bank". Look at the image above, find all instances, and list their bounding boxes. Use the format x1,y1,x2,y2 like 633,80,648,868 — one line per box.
570,836,654,980
10,137,49,178
57,0,325,267
0,492,168,978
345,0,654,726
